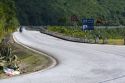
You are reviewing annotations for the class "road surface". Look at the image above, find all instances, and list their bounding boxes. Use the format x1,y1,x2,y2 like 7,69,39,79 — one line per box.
1,28,125,83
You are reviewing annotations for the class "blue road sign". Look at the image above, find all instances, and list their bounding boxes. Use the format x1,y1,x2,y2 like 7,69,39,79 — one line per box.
82,19,94,30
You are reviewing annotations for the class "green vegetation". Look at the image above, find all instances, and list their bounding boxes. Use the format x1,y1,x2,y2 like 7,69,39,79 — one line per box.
15,0,125,25
108,39,124,45
0,0,19,40
48,26,125,39
48,26,85,38
2,0,125,26
48,26,125,45
0,42,19,71
1,0,125,26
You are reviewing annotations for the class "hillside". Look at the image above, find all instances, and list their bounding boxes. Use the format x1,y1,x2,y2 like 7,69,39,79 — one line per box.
0,0,19,38
15,0,125,26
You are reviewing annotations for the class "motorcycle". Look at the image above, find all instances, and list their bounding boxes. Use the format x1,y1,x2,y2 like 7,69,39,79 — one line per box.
19,26,23,33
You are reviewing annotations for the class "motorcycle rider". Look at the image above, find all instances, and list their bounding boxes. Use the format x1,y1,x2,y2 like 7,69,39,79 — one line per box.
19,26,23,33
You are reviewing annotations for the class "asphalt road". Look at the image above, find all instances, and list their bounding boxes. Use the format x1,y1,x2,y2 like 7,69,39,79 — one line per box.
1,28,125,83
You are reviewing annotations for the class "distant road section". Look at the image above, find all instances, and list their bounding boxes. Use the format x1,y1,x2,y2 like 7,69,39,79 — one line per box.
1,28,125,83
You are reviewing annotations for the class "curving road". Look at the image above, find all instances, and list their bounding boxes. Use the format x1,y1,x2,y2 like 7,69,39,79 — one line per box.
1,28,125,83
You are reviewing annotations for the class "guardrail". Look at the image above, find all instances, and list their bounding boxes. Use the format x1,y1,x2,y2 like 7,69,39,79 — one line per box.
40,29,108,44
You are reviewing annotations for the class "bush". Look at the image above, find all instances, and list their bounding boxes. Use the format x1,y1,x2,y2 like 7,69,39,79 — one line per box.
0,40,19,70
48,26,125,39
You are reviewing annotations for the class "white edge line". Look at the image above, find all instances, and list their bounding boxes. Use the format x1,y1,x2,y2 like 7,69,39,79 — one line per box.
12,32,57,73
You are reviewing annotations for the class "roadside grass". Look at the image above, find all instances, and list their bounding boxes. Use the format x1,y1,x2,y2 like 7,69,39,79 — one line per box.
98,39,124,45
108,39,124,45
0,35,53,79
47,26,125,45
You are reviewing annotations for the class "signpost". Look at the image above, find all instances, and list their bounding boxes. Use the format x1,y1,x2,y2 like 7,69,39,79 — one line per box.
82,19,94,30
71,15,79,27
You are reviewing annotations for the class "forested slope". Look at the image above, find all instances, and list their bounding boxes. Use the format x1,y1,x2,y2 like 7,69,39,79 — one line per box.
15,0,125,25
